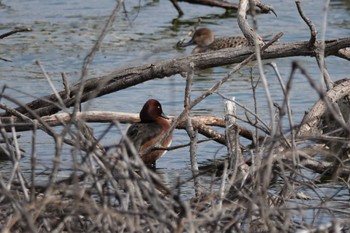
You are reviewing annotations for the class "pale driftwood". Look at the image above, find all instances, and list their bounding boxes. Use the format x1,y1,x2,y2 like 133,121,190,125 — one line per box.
0,111,260,144
40,112,224,126
1,37,349,119
48,112,260,142
298,79,350,137
336,48,350,61
44,111,139,124
238,0,264,46
43,112,226,145
224,98,248,183
225,98,239,156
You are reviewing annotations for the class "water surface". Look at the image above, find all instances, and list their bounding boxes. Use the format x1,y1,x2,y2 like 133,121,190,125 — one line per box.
0,0,349,218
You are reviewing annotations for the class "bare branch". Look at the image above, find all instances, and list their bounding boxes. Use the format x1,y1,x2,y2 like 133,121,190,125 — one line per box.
184,65,201,196
298,73,350,136
169,0,184,16
238,0,264,46
295,0,317,48
0,27,32,39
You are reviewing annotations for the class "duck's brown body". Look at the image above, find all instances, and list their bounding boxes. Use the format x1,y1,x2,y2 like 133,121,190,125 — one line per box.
180,28,248,54
124,99,172,167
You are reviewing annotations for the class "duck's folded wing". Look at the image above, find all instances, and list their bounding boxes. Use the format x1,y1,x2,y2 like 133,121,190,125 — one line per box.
126,123,163,152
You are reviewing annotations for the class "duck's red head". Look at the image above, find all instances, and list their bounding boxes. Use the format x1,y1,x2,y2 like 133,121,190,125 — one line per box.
139,99,169,123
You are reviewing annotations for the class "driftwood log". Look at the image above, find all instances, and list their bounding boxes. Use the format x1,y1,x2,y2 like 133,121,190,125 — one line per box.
0,37,349,120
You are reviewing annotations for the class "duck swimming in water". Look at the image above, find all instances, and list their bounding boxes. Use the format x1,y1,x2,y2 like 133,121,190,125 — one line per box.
123,99,172,168
179,27,249,54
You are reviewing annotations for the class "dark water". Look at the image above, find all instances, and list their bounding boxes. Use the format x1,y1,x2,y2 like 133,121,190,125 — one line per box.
0,0,350,221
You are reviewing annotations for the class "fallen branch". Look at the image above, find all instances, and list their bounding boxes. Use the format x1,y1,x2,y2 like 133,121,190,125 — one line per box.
0,27,32,39
1,37,349,118
0,111,261,143
298,79,350,136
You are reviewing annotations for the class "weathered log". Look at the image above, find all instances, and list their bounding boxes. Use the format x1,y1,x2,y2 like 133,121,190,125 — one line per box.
0,112,261,143
298,79,350,137
1,37,349,119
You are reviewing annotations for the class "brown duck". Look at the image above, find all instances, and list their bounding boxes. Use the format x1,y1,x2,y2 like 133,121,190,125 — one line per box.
179,27,248,54
123,99,172,168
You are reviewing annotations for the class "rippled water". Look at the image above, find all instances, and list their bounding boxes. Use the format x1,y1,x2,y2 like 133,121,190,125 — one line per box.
0,0,349,204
